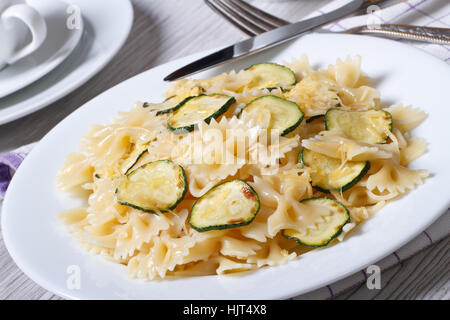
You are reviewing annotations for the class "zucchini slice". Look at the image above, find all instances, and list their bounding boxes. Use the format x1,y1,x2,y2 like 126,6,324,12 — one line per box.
245,63,296,90
306,114,324,123
239,95,304,135
299,148,369,193
168,94,235,133
143,96,180,115
189,180,260,232
116,160,187,213
282,197,350,247
325,108,393,144
120,145,148,175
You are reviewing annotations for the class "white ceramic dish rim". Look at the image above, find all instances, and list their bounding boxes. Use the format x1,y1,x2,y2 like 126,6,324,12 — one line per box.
2,33,450,300
0,0,133,125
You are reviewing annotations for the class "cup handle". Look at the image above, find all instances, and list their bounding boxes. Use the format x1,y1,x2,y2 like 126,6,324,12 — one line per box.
2,4,47,64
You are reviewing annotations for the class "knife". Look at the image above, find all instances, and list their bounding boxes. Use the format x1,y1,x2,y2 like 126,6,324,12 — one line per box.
164,0,390,81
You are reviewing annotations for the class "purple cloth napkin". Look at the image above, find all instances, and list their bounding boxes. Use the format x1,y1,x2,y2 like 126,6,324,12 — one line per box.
0,143,35,199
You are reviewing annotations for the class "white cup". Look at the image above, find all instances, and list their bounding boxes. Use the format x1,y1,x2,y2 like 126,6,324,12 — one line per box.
0,0,47,69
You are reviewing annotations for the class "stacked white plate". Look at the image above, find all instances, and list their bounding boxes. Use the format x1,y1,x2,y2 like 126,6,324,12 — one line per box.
0,0,133,125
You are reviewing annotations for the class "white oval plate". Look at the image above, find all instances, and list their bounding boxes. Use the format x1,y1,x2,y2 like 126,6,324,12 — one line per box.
2,33,450,300
0,0,133,125
0,0,83,99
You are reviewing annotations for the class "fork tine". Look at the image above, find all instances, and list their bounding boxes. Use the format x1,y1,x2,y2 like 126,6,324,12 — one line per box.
205,0,256,36
221,0,281,31
230,0,289,28
205,0,264,36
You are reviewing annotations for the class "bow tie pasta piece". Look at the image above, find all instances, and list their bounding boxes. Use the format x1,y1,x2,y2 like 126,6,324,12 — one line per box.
301,131,393,162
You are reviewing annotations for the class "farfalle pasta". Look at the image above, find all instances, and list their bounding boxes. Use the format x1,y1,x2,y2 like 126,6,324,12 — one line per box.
57,55,428,280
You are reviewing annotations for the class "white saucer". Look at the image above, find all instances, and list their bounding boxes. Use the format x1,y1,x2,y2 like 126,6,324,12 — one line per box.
0,0,133,125
0,0,84,99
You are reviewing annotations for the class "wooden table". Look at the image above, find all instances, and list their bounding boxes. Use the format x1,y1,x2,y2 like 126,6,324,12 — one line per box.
0,0,448,300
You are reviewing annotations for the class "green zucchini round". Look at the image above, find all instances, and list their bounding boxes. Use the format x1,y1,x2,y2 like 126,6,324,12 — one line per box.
299,148,370,193
239,95,304,136
244,63,296,90
143,96,179,115
120,146,149,175
189,179,260,232
282,197,350,247
306,114,324,123
324,108,393,144
116,160,187,213
167,94,235,133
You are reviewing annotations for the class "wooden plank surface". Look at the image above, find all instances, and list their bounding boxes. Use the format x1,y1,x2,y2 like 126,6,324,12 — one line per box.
0,0,448,300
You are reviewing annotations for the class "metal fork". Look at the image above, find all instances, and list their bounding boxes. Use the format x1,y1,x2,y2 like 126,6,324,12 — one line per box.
205,0,450,44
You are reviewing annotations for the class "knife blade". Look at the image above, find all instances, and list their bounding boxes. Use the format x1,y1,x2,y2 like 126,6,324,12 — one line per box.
164,0,383,81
